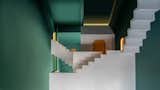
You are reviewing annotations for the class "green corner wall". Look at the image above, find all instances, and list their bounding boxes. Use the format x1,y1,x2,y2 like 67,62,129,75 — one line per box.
136,10,160,90
0,1,52,90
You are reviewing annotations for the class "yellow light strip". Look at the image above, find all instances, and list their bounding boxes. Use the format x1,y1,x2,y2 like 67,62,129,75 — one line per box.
120,37,125,52
52,32,57,41
83,23,109,26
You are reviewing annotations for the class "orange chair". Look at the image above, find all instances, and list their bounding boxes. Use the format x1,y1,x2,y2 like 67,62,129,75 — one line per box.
92,40,106,54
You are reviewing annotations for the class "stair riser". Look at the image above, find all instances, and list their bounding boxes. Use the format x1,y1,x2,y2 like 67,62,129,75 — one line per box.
127,33,146,38
124,48,140,52
126,41,143,47
131,20,151,29
134,9,156,20
137,0,160,9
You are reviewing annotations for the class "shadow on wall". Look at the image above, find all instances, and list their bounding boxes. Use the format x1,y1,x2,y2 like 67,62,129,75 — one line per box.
110,0,137,50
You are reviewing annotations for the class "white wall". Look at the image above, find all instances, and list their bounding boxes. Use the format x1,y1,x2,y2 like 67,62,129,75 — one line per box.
81,34,115,51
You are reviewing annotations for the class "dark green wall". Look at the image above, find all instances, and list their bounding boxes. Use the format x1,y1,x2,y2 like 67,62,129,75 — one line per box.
49,0,83,24
0,0,52,90
136,10,160,90
110,0,137,49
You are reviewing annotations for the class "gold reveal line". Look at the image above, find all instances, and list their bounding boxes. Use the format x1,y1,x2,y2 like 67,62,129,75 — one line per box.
83,23,109,26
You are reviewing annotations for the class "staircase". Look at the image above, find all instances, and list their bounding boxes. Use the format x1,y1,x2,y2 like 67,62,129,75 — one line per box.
73,51,102,72
50,0,160,90
51,40,73,66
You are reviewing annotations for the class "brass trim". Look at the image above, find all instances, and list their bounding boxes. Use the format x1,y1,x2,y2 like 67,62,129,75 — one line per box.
83,23,109,26
120,37,125,52
52,32,57,41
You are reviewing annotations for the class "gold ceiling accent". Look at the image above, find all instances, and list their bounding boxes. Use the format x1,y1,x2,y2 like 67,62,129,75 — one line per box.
83,17,109,26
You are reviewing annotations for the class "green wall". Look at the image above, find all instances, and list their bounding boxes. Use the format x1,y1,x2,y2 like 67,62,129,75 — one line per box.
49,0,83,24
57,32,80,51
0,0,52,90
136,10,160,90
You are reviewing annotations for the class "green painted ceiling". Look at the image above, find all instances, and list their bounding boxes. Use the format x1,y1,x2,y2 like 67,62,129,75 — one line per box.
49,0,83,24
49,0,116,25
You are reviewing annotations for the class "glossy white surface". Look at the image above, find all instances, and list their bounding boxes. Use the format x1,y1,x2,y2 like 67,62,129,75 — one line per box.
51,40,73,66
50,51,135,90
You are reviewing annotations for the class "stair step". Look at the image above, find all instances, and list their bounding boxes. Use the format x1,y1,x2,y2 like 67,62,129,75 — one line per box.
126,35,146,40
127,30,146,38
137,0,160,9
134,9,157,20
131,20,151,29
124,49,140,53
100,54,106,58
125,38,143,46
76,69,81,73
124,46,140,52
128,28,150,32
107,50,121,55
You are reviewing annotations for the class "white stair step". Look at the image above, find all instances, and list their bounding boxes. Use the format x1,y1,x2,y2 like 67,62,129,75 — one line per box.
134,9,157,20
94,58,101,62
88,61,94,65
107,50,121,55
76,69,82,73
131,20,152,29
126,35,146,40
127,30,146,38
124,46,140,52
124,49,140,53
128,28,150,32
137,0,160,9
100,54,106,58
128,29,147,33
125,38,143,46
124,44,141,49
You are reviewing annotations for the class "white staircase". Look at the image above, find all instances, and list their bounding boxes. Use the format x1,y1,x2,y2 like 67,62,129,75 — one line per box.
51,40,73,66
50,0,160,90
73,51,102,72
50,51,135,90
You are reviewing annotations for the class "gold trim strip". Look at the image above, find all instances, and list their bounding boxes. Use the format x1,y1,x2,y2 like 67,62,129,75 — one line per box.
83,23,109,26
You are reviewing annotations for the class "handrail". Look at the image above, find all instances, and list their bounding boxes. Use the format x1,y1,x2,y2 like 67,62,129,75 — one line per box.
51,40,73,66
120,37,125,52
